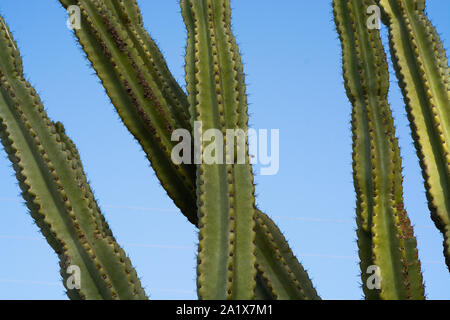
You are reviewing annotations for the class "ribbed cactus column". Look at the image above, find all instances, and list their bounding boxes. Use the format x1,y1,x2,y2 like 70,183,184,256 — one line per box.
377,0,450,269
333,0,425,299
0,15,146,300
181,0,257,300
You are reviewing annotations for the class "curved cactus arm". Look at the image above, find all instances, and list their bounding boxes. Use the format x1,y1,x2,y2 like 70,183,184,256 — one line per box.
0,15,147,300
254,211,320,300
181,0,257,300
377,0,450,269
59,0,198,224
333,0,425,299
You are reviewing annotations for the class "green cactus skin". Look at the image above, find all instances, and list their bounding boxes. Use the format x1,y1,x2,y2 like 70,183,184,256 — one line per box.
377,0,450,270
0,15,147,300
60,0,319,299
181,0,257,299
333,0,425,299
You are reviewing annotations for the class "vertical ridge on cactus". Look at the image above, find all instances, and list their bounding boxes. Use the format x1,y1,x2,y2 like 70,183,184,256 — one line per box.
333,0,425,299
0,14,147,300
377,0,450,270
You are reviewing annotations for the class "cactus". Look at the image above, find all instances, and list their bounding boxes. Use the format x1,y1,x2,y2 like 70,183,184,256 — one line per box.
0,14,146,300
0,0,448,300
58,0,319,300
376,0,450,270
180,0,257,299
333,0,425,299
60,0,198,224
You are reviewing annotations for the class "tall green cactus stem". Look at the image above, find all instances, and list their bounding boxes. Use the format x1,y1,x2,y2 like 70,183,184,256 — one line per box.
60,0,198,224
333,0,425,299
60,0,319,300
181,0,257,299
0,15,147,300
377,0,450,269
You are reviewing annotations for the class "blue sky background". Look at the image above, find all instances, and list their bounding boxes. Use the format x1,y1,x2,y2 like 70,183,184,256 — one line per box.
0,0,448,299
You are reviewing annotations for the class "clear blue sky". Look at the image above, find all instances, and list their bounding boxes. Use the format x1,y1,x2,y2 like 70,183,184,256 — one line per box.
0,0,448,300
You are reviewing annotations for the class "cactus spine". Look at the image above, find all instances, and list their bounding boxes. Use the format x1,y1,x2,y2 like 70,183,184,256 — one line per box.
333,0,425,299
0,15,146,300
377,0,450,269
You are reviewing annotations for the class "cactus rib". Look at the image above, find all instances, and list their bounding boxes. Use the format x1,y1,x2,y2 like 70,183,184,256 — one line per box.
0,15,146,300
378,0,450,269
333,0,425,299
